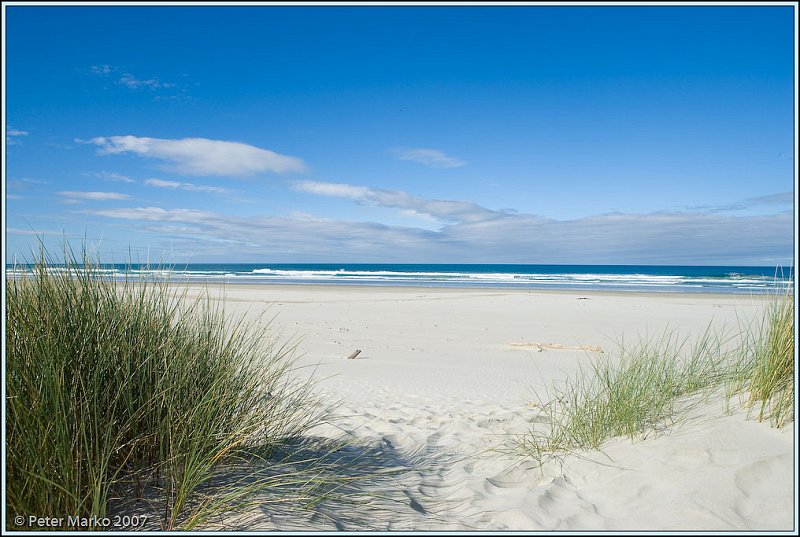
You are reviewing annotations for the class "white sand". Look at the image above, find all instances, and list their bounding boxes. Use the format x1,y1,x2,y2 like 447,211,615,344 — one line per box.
185,284,795,531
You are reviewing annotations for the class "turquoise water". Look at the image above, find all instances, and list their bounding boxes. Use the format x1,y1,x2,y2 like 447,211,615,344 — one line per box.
7,263,794,294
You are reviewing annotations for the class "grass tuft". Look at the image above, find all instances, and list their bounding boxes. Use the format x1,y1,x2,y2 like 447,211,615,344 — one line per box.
6,244,330,529
519,286,795,467
519,327,733,463
730,289,795,428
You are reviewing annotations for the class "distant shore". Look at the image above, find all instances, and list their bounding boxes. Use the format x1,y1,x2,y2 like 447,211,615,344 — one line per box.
6,263,792,295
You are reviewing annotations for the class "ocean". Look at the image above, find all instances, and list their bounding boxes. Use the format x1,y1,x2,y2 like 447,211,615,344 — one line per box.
7,263,794,295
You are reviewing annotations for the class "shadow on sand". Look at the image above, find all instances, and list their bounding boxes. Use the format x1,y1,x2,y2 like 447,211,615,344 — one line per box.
109,432,481,531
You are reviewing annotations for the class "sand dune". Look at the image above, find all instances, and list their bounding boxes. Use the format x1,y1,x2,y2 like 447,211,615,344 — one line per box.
186,284,794,531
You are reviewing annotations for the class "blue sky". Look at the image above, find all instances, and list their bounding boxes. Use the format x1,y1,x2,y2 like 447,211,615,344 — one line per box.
4,4,796,265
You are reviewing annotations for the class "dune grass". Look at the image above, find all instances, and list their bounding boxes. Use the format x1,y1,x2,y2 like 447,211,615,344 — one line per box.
730,290,795,428
519,289,795,465
5,246,333,529
518,327,734,464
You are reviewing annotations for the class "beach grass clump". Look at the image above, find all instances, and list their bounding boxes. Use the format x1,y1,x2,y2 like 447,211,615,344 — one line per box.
520,288,795,467
519,327,733,462
6,247,325,529
731,290,795,428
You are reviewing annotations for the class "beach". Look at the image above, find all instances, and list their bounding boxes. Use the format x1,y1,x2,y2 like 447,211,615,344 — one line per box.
179,284,795,531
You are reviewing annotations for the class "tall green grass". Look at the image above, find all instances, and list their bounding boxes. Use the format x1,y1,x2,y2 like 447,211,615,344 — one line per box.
519,289,795,465
518,327,734,464
6,247,327,529
731,290,795,428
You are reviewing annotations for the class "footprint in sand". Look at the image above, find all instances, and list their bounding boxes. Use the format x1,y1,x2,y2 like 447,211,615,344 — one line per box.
417,476,474,501
536,476,604,528
732,457,794,527
664,447,713,470
485,461,541,492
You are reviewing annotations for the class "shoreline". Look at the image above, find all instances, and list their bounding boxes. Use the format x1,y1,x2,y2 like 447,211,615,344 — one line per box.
169,280,783,300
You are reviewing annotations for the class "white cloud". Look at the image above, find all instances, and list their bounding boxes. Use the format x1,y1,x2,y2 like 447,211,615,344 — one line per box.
57,191,130,201
457,211,794,265
145,179,182,188
292,180,370,199
91,171,136,183
7,128,29,145
8,178,48,192
142,225,205,235
144,178,231,194
89,135,305,177
144,179,182,188
292,180,501,224
370,190,501,223
89,65,173,90
86,201,792,265
118,73,172,90
392,147,465,168
292,182,793,261
92,207,216,222
7,227,63,236
88,206,437,259
90,64,113,75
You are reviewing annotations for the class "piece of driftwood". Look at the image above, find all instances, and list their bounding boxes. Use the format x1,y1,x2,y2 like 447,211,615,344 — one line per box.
347,349,362,360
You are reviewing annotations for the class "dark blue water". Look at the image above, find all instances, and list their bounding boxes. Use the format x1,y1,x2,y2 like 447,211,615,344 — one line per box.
7,263,794,294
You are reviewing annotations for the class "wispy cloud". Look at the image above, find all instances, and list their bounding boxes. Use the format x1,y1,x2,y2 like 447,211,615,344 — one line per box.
726,192,794,210
448,211,793,264
58,191,131,202
92,207,216,222
87,206,435,259
292,181,370,199
692,191,793,213
90,171,136,183
141,224,206,235
144,178,231,194
76,180,791,264
7,128,29,145
7,227,64,236
86,201,792,265
118,73,173,90
736,192,793,207
391,147,465,168
87,135,305,177
90,64,113,75
8,177,48,191
293,180,503,224
8,177,48,199
89,65,174,91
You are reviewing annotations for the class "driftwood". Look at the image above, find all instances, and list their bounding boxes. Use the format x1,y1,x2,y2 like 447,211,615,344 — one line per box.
347,349,362,360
